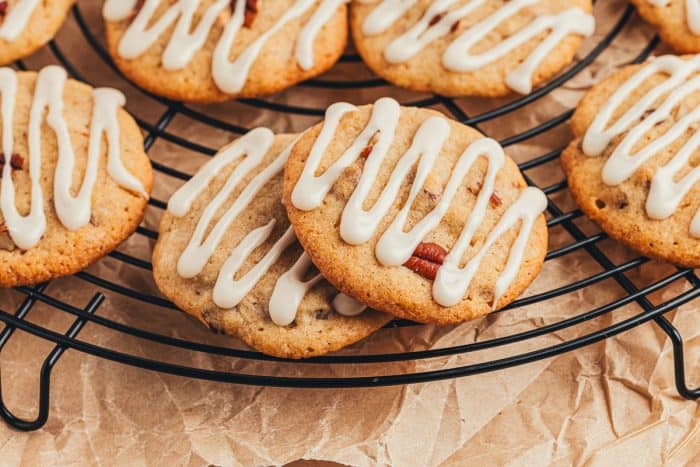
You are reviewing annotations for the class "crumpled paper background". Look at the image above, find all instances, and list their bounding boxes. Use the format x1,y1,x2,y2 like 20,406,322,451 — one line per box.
0,1,698,466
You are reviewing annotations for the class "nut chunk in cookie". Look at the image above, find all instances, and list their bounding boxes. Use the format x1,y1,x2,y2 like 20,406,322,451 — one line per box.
0,0,75,65
350,0,595,96
284,98,548,325
561,54,700,267
630,0,700,54
0,65,153,287
102,0,348,102
153,130,391,359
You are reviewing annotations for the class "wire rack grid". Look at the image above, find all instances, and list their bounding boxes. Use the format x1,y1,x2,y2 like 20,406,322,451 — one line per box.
0,2,697,432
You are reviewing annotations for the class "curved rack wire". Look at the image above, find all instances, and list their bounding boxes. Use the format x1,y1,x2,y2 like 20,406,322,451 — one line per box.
0,3,697,431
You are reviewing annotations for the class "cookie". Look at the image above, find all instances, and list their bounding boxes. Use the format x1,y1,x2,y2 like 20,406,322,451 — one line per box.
0,0,76,65
102,0,348,103
349,0,595,97
630,0,700,54
561,55,700,267
152,130,392,359
0,66,153,287
283,98,549,325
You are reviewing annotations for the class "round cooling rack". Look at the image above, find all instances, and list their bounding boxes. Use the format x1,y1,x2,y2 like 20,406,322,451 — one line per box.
0,2,698,432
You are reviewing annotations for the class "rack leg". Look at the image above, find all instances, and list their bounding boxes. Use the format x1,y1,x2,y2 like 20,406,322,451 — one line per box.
0,293,104,431
654,315,699,400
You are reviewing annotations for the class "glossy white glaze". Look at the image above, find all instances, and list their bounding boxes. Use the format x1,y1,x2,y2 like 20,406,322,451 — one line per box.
169,130,366,325
291,97,547,307
103,0,344,93
361,0,595,94
0,66,146,250
582,55,700,238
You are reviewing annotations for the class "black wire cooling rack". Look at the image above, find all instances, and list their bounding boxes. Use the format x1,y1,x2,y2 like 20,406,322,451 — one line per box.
0,3,698,432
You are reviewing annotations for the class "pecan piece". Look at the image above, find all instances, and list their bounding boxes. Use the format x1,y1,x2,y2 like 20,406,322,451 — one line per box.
429,12,445,27
0,153,24,172
359,130,381,158
10,153,23,170
360,145,373,158
413,242,447,265
241,0,258,28
404,256,440,281
403,242,448,280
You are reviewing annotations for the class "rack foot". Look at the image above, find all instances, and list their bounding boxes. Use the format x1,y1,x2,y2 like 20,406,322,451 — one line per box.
0,293,104,431
655,315,699,400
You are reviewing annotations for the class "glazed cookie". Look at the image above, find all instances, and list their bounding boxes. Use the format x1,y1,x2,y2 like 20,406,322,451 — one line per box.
153,130,392,359
349,0,595,97
0,0,76,65
0,66,153,287
283,98,549,325
561,55,700,267
102,0,348,103
630,1,700,54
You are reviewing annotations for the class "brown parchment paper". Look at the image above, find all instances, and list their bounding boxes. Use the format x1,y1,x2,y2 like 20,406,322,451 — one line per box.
0,1,698,466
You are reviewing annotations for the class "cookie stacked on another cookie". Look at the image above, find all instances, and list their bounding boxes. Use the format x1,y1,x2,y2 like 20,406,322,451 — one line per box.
153,130,392,359
562,54,700,267
0,0,75,65
350,0,596,96
630,1,700,53
283,98,549,325
102,0,349,103
0,65,153,287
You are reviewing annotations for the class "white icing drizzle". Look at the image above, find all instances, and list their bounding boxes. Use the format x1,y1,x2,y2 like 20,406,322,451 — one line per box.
582,55,700,238
0,66,147,250
291,97,548,308
169,130,365,326
0,0,40,42
296,0,346,70
102,0,344,94
332,292,368,316
646,0,700,35
361,0,595,94
270,251,368,324
269,250,323,325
